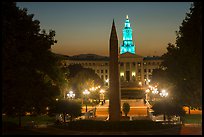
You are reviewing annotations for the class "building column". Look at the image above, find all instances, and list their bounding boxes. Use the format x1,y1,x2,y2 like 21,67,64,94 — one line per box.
124,62,126,81
130,62,132,81
135,61,138,81
141,61,145,86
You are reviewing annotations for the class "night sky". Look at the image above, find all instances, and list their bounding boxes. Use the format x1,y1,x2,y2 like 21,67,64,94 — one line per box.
17,2,192,57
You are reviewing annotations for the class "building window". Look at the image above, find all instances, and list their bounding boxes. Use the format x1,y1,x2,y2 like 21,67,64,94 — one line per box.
126,62,130,69
132,72,136,77
144,75,146,79
105,69,108,73
93,63,95,66
101,75,104,80
138,69,141,73
120,62,124,66
149,69,151,73
105,63,108,66
105,75,108,80
148,62,151,65
138,76,141,81
144,62,146,65
132,62,136,66
97,70,99,73
144,69,146,73
120,72,124,77
101,70,103,73
138,62,141,67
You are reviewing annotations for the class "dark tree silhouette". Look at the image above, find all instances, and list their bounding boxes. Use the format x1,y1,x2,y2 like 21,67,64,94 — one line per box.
69,65,103,98
55,100,81,122
122,102,130,117
152,2,202,110
152,99,186,122
2,2,67,127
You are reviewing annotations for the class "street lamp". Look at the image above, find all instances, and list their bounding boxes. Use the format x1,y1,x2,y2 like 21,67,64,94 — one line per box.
145,89,150,104
89,87,96,91
152,88,158,94
83,89,90,112
67,91,75,99
105,79,109,86
159,89,168,97
99,89,105,105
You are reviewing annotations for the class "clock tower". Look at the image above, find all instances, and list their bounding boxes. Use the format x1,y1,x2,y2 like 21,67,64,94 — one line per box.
120,15,136,54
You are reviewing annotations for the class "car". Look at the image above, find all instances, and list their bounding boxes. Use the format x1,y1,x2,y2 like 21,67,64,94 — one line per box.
55,114,71,123
74,115,86,120
74,112,93,121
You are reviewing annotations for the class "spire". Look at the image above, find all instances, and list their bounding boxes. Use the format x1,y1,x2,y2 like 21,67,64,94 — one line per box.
110,19,118,40
120,15,136,54
126,15,128,19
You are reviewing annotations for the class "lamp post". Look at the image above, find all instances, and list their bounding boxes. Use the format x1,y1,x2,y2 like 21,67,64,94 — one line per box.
67,91,75,99
152,87,158,101
105,79,109,87
139,81,142,86
83,89,90,112
159,89,168,97
145,88,150,117
100,89,105,105
145,89,150,104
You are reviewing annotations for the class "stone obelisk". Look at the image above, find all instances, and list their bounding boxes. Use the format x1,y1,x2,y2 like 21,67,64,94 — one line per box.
109,19,121,121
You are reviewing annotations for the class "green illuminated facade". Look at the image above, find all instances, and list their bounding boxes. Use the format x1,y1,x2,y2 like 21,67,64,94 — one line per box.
120,15,136,54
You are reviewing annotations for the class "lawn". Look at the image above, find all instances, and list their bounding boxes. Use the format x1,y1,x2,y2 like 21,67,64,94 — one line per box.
2,115,55,127
53,119,181,131
184,114,202,124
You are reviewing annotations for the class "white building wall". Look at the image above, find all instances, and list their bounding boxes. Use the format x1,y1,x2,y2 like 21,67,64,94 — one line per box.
63,57,162,87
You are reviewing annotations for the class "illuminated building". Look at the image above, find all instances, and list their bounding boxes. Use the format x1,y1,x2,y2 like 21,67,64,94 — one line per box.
61,15,162,88
120,15,136,54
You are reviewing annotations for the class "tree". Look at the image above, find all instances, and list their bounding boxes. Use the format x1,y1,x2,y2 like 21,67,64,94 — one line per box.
2,2,67,127
152,2,202,110
69,65,103,98
67,64,84,78
55,100,81,122
152,99,186,122
122,102,130,117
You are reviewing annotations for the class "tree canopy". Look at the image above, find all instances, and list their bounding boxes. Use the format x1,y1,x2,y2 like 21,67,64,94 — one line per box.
152,99,186,121
152,2,202,109
67,64,103,98
2,1,66,122
55,100,81,122
122,102,130,117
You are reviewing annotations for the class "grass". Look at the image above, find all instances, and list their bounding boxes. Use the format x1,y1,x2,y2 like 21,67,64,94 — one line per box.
53,120,180,131
4,114,201,131
184,114,202,124
2,115,55,127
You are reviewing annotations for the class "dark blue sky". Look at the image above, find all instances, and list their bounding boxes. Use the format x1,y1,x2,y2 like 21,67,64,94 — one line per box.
17,2,192,56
